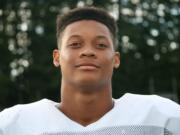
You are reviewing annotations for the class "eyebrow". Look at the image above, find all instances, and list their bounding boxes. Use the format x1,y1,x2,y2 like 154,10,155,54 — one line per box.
68,35,81,39
67,35,109,41
94,35,109,41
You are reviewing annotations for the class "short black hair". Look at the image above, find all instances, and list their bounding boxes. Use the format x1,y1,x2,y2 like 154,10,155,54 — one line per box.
56,7,118,50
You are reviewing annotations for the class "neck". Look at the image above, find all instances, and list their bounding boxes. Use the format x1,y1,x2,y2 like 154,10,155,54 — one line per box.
59,81,113,126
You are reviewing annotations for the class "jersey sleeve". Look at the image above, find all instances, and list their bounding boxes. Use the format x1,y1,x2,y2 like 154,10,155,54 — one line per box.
0,105,21,135
165,117,180,135
153,95,180,135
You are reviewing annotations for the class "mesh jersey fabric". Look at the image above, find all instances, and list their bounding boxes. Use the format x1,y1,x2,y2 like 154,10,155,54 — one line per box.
0,93,180,135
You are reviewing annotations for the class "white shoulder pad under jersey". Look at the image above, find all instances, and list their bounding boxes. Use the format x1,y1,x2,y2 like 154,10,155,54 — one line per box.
0,94,180,135
0,99,57,135
114,93,180,135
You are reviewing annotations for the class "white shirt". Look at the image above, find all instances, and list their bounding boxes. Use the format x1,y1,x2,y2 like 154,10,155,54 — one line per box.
0,93,180,135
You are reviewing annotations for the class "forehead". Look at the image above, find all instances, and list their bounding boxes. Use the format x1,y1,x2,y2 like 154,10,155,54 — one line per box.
61,20,112,39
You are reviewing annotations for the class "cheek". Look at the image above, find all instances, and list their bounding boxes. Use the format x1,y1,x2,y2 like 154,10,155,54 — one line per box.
60,50,72,64
59,50,78,71
101,52,114,66
60,53,68,63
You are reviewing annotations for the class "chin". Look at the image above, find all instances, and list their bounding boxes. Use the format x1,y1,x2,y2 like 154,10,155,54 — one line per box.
78,79,98,85
75,78,106,89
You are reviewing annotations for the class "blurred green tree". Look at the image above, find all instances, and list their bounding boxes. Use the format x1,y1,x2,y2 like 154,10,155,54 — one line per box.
0,0,179,110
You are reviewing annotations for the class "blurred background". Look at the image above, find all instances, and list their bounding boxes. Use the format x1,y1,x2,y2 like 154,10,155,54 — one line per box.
0,0,180,110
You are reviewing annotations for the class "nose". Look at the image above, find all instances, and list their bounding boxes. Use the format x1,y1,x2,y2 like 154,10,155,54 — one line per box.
80,46,97,58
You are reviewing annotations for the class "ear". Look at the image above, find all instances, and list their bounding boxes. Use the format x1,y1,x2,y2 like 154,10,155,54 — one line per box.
53,49,60,67
113,52,120,69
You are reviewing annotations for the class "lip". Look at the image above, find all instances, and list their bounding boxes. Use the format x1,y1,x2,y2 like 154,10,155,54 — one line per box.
75,63,100,70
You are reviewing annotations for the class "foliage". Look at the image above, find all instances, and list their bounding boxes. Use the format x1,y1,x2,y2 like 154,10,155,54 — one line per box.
0,0,179,109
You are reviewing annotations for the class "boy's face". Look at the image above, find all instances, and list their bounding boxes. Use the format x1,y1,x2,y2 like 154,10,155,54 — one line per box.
53,20,120,88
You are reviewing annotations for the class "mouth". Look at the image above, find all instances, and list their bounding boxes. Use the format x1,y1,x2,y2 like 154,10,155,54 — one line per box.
75,63,100,70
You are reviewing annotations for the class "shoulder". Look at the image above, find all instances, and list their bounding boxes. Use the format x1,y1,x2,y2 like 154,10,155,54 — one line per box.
0,99,56,130
116,93,180,117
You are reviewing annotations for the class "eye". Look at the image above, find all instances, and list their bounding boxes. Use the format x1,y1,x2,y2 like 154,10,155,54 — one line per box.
96,43,108,49
68,42,81,48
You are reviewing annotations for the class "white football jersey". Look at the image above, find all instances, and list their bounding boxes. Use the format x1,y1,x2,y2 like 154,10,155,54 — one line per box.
0,93,180,135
